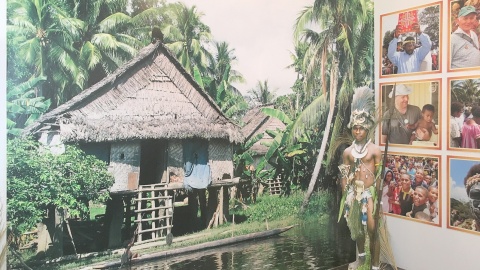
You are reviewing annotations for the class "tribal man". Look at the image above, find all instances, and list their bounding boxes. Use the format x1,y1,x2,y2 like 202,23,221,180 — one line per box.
339,87,382,270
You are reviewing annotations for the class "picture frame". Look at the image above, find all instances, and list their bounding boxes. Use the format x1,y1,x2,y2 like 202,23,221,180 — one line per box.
447,156,480,235
379,79,441,148
379,2,442,77
447,76,480,151
448,0,480,71
382,152,441,226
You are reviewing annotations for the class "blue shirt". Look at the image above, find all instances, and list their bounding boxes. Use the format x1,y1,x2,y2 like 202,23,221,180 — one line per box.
388,33,432,73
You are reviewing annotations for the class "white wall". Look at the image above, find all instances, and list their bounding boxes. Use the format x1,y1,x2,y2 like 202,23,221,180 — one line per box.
375,1,480,269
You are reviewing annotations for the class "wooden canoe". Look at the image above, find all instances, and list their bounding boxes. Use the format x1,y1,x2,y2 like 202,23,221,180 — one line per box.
92,225,296,269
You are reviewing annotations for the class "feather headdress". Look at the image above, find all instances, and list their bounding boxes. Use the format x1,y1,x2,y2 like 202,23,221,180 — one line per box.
347,86,375,130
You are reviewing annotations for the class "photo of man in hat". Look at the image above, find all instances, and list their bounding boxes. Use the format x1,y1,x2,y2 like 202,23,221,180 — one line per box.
381,84,422,144
387,22,432,74
450,5,480,69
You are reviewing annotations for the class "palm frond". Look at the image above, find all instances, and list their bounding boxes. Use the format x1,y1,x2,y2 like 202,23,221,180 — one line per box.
289,94,328,143
98,12,132,33
80,41,102,70
91,33,118,51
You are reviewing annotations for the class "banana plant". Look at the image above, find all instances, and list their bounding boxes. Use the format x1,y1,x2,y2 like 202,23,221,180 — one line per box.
7,76,51,137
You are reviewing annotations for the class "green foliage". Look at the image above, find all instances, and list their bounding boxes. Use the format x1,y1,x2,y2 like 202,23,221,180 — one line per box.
161,2,213,75
7,76,51,137
234,133,264,176
235,190,334,223
451,79,480,105
247,80,277,106
7,137,114,243
259,107,324,191
418,5,440,47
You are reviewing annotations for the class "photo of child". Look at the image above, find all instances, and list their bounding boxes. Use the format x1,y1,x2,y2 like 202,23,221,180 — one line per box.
407,104,439,144
380,80,441,148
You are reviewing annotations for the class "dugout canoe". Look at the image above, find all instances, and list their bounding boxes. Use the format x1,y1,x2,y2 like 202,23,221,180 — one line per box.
92,225,296,269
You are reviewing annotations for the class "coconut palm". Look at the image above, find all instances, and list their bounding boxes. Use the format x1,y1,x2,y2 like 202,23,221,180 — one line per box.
67,0,141,91
248,80,277,106
161,2,212,75
7,0,84,107
292,0,374,211
206,41,245,95
451,79,480,105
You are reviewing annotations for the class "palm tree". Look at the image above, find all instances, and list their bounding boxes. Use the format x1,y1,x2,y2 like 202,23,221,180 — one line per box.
292,0,373,211
206,41,245,95
451,79,480,105
161,2,212,75
68,0,141,92
248,80,277,106
7,0,83,107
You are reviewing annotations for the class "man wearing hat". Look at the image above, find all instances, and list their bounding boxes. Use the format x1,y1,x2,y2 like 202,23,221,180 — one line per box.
451,5,480,69
381,84,421,144
387,23,432,74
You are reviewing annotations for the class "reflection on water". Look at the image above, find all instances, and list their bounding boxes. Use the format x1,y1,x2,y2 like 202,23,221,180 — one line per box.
124,219,355,270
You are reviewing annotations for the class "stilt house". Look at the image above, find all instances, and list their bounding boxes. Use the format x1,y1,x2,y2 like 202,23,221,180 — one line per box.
24,40,244,250
241,105,286,195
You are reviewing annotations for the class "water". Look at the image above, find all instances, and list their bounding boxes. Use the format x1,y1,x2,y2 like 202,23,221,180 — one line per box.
124,219,356,270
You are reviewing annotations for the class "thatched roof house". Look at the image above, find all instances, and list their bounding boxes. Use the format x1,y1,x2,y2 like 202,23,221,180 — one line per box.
24,42,243,144
241,105,286,156
24,40,244,192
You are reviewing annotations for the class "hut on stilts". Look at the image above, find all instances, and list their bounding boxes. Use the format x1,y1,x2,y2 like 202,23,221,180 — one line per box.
23,38,245,253
241,105,286,195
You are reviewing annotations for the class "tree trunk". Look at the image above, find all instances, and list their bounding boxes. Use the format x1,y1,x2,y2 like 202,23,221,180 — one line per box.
301,61,338,213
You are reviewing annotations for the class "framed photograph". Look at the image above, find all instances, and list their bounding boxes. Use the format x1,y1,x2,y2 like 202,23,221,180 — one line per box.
447,156,480,234
448,1,480,71
380,80,441,148
448,76,480,150
382,152,441,226
380,2,442,77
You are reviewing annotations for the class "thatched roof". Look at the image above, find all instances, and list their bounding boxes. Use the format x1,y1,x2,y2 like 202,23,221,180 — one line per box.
24,41,244,143
241,105,286,155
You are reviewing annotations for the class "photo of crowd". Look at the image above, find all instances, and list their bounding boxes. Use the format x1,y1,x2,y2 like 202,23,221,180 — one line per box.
382,153,440,225
449,77,480,150
449,1,480,70
448,157,480,234
380,3,441,76
380,81,440,147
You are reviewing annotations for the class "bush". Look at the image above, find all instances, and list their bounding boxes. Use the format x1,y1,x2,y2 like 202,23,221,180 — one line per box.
236,190,335,223
7,137,114,246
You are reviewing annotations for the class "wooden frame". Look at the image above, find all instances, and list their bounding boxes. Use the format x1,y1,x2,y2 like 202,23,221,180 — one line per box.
447,75,480,151
447,156,480,235
379,79,442,149
382,152,441,227
448,0,480,72
379,2,442,77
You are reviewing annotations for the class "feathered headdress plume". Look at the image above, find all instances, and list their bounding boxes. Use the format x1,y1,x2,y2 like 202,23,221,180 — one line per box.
347,86,375,130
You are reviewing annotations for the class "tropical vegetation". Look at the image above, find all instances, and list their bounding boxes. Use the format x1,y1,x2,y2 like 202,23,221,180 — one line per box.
6,137,114,248
6,0,375,265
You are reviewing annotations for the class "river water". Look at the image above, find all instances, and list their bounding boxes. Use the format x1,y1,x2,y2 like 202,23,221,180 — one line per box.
125,219,356,270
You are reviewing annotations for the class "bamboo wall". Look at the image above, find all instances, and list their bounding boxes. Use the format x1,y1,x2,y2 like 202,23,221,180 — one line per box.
109,141,141,191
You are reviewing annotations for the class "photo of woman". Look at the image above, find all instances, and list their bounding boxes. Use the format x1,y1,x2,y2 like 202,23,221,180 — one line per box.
448,76,480,150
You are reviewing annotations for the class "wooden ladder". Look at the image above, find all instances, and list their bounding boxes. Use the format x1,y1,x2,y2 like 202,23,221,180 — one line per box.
134,184,173,244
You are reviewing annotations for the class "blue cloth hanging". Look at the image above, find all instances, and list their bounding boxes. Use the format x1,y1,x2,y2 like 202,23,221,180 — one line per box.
183,140,211,190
